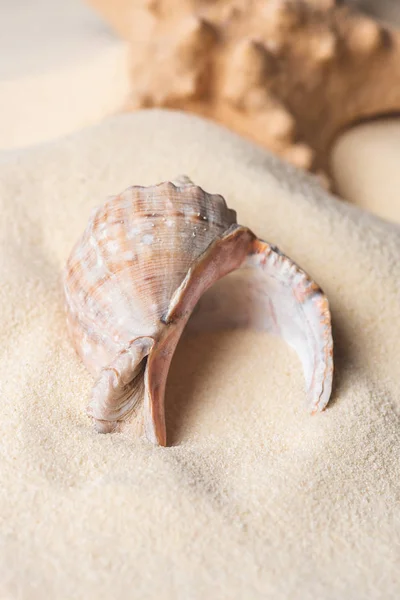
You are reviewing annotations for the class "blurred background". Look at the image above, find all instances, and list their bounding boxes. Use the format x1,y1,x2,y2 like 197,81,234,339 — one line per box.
1,0,400,222
345,0,400,23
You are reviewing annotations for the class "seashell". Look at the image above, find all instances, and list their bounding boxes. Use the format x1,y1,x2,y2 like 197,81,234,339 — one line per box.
128,0,397,178
64,176,333,446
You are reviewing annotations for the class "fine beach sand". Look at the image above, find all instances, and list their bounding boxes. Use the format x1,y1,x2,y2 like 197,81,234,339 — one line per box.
0,109,399,599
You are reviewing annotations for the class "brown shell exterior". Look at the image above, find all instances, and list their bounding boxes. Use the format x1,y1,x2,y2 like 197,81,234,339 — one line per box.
64,180,237,376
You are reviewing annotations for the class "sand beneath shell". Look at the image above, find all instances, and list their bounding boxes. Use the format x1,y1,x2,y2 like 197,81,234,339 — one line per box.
0,110,399,598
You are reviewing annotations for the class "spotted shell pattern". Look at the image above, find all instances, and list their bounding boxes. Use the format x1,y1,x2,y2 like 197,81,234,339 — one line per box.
65,180,236,377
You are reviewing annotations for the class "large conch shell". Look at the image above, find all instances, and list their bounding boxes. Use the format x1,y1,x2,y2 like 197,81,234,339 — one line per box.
64,176,333,446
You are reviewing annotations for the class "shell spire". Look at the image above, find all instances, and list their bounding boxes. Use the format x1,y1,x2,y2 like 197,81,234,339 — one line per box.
64,177,333,445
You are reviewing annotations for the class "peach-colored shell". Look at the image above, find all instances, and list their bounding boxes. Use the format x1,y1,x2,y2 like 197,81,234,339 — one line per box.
64,179,235,374
64,177,333,446
98,0,400,182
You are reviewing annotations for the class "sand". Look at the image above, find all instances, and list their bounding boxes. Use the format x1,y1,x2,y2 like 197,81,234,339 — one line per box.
332,118,400,224
0,109,399,599
0,0,129,150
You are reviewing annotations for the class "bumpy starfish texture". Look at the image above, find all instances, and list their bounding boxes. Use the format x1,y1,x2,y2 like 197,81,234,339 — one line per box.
115,0,399,181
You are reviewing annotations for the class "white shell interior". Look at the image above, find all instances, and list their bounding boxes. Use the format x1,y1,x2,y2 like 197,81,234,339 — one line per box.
188,248,333,413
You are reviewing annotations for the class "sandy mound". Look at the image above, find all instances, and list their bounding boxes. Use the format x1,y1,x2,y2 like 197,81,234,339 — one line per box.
0,110,399,599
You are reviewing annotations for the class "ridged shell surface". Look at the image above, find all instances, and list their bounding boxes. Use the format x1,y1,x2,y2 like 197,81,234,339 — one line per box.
64,181,237,376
